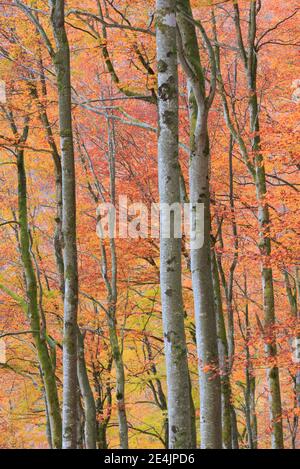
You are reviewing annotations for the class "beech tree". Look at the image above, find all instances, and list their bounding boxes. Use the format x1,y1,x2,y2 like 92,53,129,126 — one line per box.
176,0,222,448
212,1,288,448
156,0,192,448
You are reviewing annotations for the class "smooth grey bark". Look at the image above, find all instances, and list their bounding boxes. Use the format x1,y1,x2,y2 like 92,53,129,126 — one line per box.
177,0,222,448
156,0,192,449
49,0,79,449
72,3,197,443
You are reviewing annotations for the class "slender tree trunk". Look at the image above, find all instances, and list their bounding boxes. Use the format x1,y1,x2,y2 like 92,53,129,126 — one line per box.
189,377,197,448
284,270,300,408
97,425,108,449
49,0,78,449
214,2,284,448
108,308,128,448
77,329,97,448
243,276,258,449
17,148,62,449
245,353,257,449
84,114,129,448
34,73,98,449
31,67,65,295
212,250,233,449
214,136,239,448
156,0,192,448
40,368,53,449
76,387,84,449
247,5,283,446
295,269,300,411
107,116,129,449
92,356,112,450
284,269,300,447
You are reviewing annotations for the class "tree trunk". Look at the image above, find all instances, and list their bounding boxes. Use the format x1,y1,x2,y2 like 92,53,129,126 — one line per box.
177,0,222,448
243,278,258,449
77,329,97,449
17,148,62,449
212,250,233,449
156,0,192,448
49,0,79,449
247,19,283,449
107,309,128,448
215,2,284,448
34,72,98,449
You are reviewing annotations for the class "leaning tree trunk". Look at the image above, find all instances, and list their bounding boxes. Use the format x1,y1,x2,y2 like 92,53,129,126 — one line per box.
156,0,192,448
49,0,79,449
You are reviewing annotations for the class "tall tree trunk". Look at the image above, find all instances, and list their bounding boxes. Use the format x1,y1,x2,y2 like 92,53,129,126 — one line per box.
284,269,300,447
95,115,129,448
247,3,283,448
82,114,129,448
49,0,79,449
95,3,197,442
106,116,128,449
17,147,62,449
33,72,98,449
214,2,284,448
107,311,128,448
177,0,222,448
212,250,233,449
156,0,192,448
31,63,65,295
243,275,258,449
214,136,239,448
77,329,97,448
